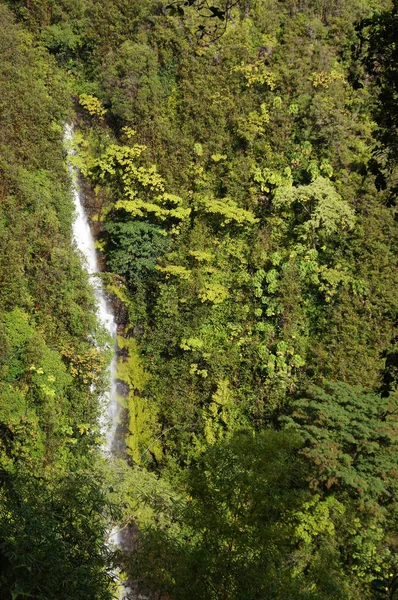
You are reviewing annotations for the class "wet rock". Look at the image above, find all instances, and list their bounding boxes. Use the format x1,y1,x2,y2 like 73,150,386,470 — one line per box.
116,378,130,398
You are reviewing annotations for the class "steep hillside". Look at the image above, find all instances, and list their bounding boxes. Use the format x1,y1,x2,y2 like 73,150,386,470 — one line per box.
1,0,398,598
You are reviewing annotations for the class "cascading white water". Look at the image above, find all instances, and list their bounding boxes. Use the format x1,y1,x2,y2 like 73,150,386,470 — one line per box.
64,123,132,600
64,123,119,453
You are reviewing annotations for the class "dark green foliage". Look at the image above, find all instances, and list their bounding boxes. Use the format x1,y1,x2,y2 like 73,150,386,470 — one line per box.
104,221,170,286
128,431,355,600
0,4,70,171
380,334,398,398
101,40,164,126
283,382,398,505
359,1,398,170
0,471,117,600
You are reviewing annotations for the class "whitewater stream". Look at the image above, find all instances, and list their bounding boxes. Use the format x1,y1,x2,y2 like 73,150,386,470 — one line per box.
64,123,119,451
64,124,130,599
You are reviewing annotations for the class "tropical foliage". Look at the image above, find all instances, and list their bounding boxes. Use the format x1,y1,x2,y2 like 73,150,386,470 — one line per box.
1,0,398,598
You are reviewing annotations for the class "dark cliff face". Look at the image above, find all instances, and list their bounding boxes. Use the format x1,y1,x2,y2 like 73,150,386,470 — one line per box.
113,294,130,330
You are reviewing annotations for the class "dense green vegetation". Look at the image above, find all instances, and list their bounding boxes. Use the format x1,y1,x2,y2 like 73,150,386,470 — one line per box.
1,0,398,598
0,5,119,598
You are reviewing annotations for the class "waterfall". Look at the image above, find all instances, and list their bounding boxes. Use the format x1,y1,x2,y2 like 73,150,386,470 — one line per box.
64,123,119,453
64,123,133,600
